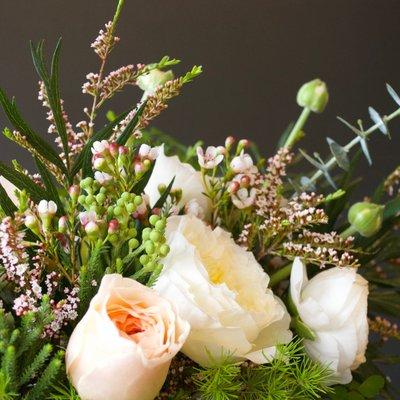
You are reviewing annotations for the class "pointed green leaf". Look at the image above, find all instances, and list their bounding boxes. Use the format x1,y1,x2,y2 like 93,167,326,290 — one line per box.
0,88,67,175
153,177,175,209
0,183,17,216
116,101,147,145
358,375,385,398
291,316,316,340
0,162,47,203
337,116,363,136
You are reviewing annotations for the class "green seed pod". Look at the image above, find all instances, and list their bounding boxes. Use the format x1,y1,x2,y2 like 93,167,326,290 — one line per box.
297,79,329,113
121,192,131,202
113,206,123,216
155,219,166,232
140,254,150,265
134,195,143,206
145,241,155,254
78,195,87,205
96,193,106,204
348,202,384,237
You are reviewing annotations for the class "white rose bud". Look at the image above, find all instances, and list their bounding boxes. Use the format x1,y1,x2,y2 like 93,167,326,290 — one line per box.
154,215,292,366
137,69,174,100
144,145,211,217
290,258,369,384
66,274,189,400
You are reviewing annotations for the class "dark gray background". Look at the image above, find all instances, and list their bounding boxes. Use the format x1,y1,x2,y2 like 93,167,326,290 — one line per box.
0,0,400,196
0,0,399,390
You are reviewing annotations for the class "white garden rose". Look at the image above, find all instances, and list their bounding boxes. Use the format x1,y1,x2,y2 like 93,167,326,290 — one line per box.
0,176,19,206
144,145,210,216
154,215,292,366
290,257,369,384
66,274,190,400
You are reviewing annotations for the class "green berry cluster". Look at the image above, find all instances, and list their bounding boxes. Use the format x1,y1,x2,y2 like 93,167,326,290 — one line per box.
78,177,108,215
138,214,170,278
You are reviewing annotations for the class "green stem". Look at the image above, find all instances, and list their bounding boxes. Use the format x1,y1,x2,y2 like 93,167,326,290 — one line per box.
309,106,400,184
284,107,311,149
112,0,126,33
340,225,357,239
270,262,293,287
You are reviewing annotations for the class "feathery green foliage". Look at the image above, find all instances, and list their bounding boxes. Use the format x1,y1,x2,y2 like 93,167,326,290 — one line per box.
0,298,64,399
193,340,334,400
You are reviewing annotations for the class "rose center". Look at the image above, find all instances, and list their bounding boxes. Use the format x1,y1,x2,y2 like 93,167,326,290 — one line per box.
108,309,144,337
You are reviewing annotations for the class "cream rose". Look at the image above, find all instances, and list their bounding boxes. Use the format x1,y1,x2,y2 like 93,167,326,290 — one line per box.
290,258,369,384
154,215,292,366
66,274,190,400
144,145,210,216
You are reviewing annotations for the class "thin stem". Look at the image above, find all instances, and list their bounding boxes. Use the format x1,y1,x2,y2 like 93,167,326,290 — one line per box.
309,107,400,184
269,262,293,287
340,225,357,239
87,0,126,137
284,107,311,149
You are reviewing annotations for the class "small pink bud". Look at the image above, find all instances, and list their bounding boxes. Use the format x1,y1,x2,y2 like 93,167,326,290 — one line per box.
93,155,106,170
109,142,119,157
85,221,99,235
68,185,80,201
238,139,250,149
229,181,240,194
225,136,235,148
217,146,226,155
118,146,129,155
240,175,251,187
108,219,119,234
58,216,68,233
134,161,145,174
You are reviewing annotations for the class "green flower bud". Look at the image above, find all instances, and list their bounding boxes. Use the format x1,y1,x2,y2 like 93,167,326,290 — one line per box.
142,227,152,240
140,254,150,265
96,193,106,204
121,192,131,202
80,177,94,189
78,195,86,205
145,241,155,254
108,233,119,244
348,202,384,237
117,198,125,207
113,206,123,216
126,203,136,213
155,219,166,232
129,238,139,250
150,230,162,242
297,79,329,113
85,194,96,205
149,214,160,226
128,227,137,238
134,196,143,206
159,244,170,256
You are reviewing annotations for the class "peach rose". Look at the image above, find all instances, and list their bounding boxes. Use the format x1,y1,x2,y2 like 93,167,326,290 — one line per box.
66,274,190,400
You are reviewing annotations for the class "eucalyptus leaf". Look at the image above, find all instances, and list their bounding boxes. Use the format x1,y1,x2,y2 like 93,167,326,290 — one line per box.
300,176,316,191
327,137,350,171
368,107,388,135
337,116,363,136
359,138,372,165
386,83,400,106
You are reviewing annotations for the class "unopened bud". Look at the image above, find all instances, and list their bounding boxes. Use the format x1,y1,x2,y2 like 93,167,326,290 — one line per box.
58,216,68,233
229,181,240,194
348,202,384,237
137,69,174,97
108,219,119,234
225,136,235,149
297,79,329,113
68,185,80,202
109,142,119,157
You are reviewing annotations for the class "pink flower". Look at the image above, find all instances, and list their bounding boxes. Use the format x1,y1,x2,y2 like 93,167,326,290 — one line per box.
79,211,97,227
196,146,224,169
231,187,257,209
138,144,159,161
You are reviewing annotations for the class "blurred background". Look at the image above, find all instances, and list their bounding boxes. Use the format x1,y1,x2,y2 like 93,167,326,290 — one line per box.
0,0,399,389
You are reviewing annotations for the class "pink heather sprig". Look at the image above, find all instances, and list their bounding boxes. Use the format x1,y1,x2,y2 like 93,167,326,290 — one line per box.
0,215,30,287
91,21,120,60
39,81,85,161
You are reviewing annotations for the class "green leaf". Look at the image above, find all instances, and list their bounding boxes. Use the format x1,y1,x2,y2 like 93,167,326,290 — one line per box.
347,391,364,400
30,39,70,173
383,197,400,220
0,89,67,175
0,184,17,217
35,158,64,214
0,162,47,203
153,177,175,209
358,375,385,398
291,316,316,340
327,137,350,171
116,101,147,145
369,290,400,316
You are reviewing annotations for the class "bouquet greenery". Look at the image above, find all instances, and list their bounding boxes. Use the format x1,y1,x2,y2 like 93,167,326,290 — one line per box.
0,1,399,399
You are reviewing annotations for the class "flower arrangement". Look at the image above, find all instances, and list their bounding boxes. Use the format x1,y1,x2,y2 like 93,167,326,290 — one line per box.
0,1,399,399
